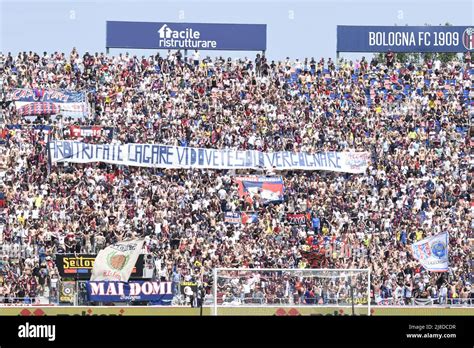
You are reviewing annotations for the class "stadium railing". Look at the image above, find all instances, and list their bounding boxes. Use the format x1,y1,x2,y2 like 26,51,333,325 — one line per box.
0,297,43,305
0,295,472,306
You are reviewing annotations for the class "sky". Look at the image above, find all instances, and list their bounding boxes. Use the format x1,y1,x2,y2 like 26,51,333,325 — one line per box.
0,0,473,61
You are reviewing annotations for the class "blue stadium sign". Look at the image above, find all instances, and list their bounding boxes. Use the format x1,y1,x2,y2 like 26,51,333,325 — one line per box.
106,21,267,51
337,26,474,52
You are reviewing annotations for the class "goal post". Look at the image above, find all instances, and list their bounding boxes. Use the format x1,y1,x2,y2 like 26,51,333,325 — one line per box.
212,268,371,316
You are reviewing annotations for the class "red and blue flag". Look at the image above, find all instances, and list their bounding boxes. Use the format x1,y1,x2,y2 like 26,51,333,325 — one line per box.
235,176,285,204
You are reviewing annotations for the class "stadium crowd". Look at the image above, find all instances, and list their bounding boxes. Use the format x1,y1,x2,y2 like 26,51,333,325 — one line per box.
0,48,472,305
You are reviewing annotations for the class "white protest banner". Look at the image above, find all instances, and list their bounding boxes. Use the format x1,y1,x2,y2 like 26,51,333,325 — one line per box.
49,140,370,174
90,239,145,281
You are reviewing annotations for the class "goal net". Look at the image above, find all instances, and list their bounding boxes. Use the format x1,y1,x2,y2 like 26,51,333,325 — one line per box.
212,268,371,316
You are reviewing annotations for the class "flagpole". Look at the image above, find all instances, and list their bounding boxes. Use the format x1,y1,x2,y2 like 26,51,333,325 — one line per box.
47,132,52,176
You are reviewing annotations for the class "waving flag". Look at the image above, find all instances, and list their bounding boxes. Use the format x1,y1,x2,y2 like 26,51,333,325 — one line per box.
241,212,258,224
91,239,145,281
235,176,284,204
411,232,449,272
